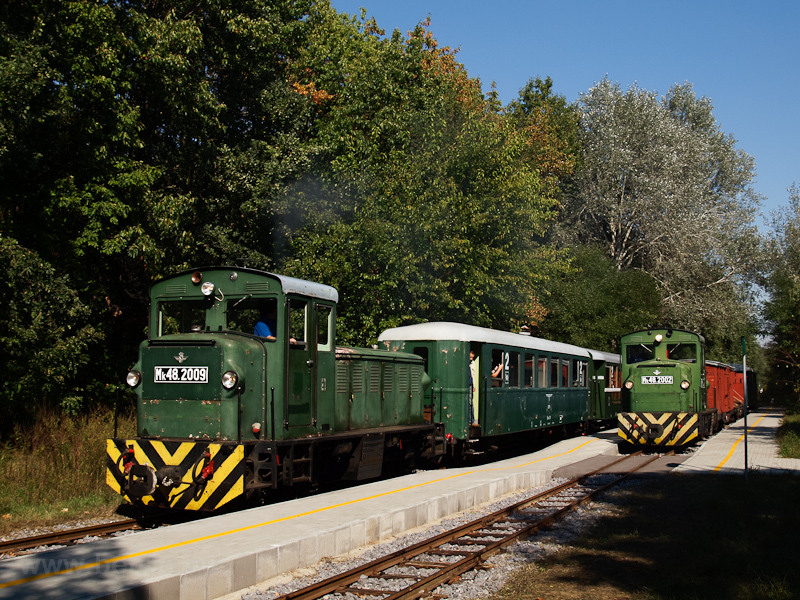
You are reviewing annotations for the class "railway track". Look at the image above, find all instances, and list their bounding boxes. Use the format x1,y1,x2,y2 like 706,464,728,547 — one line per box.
272,451,667,600
0,518,144,556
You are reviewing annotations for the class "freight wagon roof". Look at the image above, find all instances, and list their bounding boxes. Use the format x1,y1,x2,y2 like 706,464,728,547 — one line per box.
378,322,593,358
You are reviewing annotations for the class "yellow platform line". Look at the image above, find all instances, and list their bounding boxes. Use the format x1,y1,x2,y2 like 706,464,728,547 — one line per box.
713,414,767,472
0,438,600,591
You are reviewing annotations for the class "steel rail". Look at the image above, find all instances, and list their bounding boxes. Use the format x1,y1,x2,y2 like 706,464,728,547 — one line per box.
0,518,144,555
274,451,667,600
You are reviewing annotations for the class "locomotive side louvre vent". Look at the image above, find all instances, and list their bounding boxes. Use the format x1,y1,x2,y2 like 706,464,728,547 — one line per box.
246,282,270,293
166,285,187,294
369,365,381,393
411,365,422,394
383,365,394,391
336,362,349,394
352,367,364,394
398,365,408,393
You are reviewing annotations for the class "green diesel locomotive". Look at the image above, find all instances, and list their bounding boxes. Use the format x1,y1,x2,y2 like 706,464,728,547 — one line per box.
618,328,716,446
106,267,444,511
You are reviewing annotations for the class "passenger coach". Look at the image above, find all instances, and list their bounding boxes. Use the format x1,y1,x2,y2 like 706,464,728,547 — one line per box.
378,322,621,457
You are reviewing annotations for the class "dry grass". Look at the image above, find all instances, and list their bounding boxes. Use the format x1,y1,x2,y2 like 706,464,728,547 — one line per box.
0,408,135,535
489,473,800,600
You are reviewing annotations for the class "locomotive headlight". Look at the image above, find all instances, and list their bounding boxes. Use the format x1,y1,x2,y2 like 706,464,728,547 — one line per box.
126,370,142,388
201,281,215,296
680,380,691,390
222,370,239,389
654,334,663,343
624,380,634,390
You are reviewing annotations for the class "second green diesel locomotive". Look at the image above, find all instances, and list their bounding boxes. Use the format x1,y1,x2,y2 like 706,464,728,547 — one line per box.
617,328,751,446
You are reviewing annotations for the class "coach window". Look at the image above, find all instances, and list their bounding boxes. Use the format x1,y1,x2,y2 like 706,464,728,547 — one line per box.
413,346,429,372
572,359,587,387
550,358,559,388
524,354,534,387
508,351,520,387
537,357,547,388
607,364,621,390
491,348,504,387
561,359,569,387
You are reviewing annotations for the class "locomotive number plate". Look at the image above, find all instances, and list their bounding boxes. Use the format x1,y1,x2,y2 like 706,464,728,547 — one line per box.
641,375,673,384
154,366,209,383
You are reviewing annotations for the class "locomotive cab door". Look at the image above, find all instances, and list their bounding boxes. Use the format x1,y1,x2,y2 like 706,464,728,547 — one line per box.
286,298,315,429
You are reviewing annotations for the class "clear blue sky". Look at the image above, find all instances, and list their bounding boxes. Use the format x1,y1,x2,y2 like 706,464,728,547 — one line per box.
330,0,799,230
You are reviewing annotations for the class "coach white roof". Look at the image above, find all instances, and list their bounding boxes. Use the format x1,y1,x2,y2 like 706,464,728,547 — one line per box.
587,349,621,364
379,322,597,358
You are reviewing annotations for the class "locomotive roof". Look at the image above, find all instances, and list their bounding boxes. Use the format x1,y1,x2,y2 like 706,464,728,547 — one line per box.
621,328,705,344
379,322,599,359
160,266,339,303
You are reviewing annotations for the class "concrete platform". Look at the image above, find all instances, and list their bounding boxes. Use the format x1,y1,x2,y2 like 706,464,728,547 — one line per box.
0,430,620,600
675,409,800,475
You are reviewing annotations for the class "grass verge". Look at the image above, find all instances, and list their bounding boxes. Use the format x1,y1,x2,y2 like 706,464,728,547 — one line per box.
489,472,800,600
0,408,135,535
777,409,800,458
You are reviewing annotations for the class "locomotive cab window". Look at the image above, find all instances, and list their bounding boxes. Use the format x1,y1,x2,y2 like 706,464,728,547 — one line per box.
627,344,655,363
317,304,333,351
157,300,210,335
227,297,277,338
667,343,697,362
288,299,308,347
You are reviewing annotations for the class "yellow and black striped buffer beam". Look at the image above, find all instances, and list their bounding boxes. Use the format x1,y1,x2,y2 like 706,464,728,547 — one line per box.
106,438,245,511
617,412,699,446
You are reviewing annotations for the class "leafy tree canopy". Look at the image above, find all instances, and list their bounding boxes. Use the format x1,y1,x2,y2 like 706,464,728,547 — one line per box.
763,185,800,401
534,245,662,352
0,236,101,432
557,78,763,352
281,8,566,344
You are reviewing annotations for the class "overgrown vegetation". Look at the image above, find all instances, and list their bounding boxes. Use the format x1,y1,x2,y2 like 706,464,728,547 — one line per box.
490,473,800,600
0,409,135,535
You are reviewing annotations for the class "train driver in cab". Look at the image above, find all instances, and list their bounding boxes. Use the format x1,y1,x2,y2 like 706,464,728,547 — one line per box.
254,300,278,341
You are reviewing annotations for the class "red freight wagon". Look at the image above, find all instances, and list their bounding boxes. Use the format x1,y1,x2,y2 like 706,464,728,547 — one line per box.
706,361,739,429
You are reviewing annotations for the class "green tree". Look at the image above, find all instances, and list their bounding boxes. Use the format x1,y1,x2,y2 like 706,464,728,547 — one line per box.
561,78,762,349
535,246,661,351
0,236,102,433
763,185,800,402
506,76,581,203
283,9,563,344
0,1,317,414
